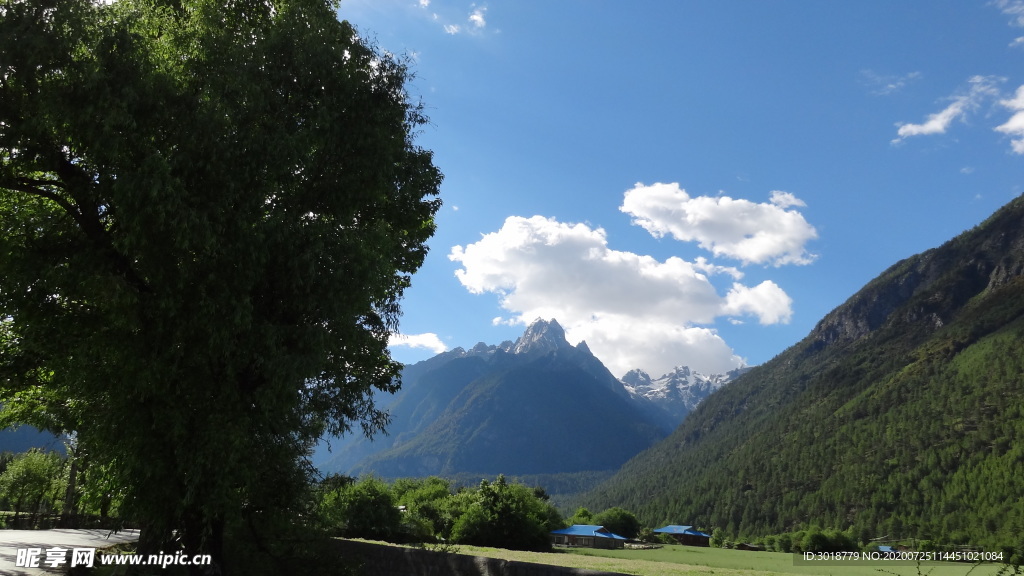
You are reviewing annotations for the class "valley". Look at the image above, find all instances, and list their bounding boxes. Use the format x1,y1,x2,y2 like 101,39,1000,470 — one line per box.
327,195,1024,553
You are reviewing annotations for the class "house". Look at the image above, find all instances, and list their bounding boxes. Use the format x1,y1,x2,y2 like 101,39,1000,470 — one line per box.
652,525,712,547
550,525,628,549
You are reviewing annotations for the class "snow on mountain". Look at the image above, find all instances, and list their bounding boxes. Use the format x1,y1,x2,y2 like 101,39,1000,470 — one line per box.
621,365,748,425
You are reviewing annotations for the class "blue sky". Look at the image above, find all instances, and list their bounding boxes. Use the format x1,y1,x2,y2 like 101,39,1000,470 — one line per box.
340,1,1024,378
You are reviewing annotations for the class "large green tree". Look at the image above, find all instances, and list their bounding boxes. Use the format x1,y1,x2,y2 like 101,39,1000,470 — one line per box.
0,0,441,572
0,449,66,525
449,476,564,552
592,506,641,539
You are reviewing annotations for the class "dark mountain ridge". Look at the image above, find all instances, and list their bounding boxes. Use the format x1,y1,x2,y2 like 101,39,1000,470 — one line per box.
317,319,740,485
342,319,666,478
582,194,1024,550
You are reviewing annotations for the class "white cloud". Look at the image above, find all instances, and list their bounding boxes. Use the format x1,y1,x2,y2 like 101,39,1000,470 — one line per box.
1011,36,1024,48
422,3,490,37
994,0,1024,27
469,6,487,29
449,215,796,376
388,332,447,354
995,85,1024,154
861,70,922,95
892,75,1004,143
570,318,744,378
768,190,805,209
893,101,967,139
721,281,793,325
619,183,818,266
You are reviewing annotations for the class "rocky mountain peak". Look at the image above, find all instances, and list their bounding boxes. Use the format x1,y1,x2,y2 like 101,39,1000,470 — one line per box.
575,340,594,355
621,369,652,387
669,366,692,380
512,318,572,356
620,365,737,428
470,342,493,355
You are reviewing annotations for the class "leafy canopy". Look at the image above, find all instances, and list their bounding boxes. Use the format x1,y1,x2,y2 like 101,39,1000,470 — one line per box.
0,0,441,566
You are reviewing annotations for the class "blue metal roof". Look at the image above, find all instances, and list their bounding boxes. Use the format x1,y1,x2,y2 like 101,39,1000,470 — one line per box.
653,525,711,537
550,525,628,540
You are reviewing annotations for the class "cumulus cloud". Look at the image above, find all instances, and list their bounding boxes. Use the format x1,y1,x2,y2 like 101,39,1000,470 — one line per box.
449,215,796,376
619,183,818,266
444,24,461,34
569,318,744,378
469,6,487,29
388,332,447,355
892,76,1004,143
995,85,1024,154
722,281,793,325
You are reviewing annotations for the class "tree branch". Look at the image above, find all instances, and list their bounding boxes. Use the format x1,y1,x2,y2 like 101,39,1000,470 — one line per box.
0,171,155,294
0,177,78,216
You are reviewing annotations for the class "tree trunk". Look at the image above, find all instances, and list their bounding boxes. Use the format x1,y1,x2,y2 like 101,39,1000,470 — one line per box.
59,450,79,528
183,510,226,576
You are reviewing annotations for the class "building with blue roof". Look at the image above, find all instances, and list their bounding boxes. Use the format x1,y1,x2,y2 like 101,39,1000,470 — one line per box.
550,525,628,549
653,525,712,547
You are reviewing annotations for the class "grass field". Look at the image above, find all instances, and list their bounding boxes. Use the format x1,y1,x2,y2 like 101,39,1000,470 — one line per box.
449,543,1016,576
74,537,1018,576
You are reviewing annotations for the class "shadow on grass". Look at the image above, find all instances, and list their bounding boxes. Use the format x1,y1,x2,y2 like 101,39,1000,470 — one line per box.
80,532,362,576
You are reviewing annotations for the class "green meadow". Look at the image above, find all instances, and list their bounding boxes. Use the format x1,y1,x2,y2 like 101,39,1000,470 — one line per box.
452,543,1015,576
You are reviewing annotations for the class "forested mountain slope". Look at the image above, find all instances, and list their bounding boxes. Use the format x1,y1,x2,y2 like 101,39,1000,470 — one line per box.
318,319,739,486
349,320,666,478
583,195,1024,550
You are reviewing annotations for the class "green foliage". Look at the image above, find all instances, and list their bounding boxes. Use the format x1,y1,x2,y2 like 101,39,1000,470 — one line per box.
0,0,441,568
392,476,455,541
74,458,124,520
583,195,1024,552
710,527,725,548
593,507,641,539
450,475,564,552
0,449,65,521
777,533,793,553
321,476,403,541
317,475,565,552
797,528,858,553
567,507,594,526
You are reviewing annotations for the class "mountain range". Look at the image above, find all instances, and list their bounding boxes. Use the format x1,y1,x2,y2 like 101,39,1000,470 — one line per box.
582,194,1024,549
315,319,740,485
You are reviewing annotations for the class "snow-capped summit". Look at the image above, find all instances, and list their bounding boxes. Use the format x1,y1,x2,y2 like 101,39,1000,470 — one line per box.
622,365,746,426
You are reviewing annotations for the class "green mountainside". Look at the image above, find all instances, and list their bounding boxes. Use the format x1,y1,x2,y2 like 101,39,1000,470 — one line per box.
583,195,1024,550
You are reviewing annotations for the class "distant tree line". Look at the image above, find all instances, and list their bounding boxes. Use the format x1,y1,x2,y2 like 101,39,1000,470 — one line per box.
0,448,122,529
315,474,649,552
